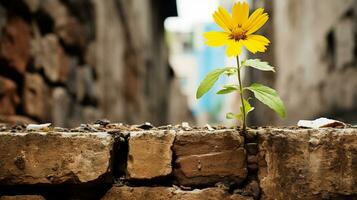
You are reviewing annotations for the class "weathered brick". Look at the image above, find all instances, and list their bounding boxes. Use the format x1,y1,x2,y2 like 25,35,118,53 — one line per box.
31,33,70,83
258,128,357,200
0,76,19,115
0,131,113,185
101,186,253,200
0,16,31,74
0,115,36,124
127,130,175,179
173,130,247,186
23,73,50,120
42,0,85,48
0,196,45,200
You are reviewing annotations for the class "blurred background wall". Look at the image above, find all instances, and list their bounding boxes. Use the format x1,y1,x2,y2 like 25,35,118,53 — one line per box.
0,0,356,127
249,0,357,125
0,0,193,127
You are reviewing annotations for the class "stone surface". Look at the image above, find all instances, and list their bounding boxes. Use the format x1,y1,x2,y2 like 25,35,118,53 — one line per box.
0,0,180,126
272,0,357,125
0,115,36,124
75,66,95,102
127,130,175,179
0,16,31,74
0,131,113,184
0,196,45,200
41,0,85,48
0,76,19,115
31,33,70,83
51,87,71,127
22,73,49,120
335,16,355,69
101,186,253,200
173,130,247,186
258,128,357,200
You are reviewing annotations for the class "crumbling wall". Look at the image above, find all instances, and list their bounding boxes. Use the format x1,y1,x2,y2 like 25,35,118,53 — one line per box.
0,123,356,199
0,0,180,127
247,0,357,126
274,0,357,125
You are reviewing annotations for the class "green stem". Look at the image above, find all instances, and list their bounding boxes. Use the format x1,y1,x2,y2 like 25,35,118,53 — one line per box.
236,56,246,133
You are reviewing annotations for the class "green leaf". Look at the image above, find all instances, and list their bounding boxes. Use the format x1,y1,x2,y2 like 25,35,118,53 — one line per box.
246,83,286,118
226,99,254,120
216,84,239,95
241,98,255,117
196,67,235,99
242,59,275,72
224,68,237,76
226,112,240,119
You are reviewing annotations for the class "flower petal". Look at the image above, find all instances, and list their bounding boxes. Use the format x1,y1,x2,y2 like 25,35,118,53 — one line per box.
213,6,234,32
203,31,229,47
246,13,268,35
243,8,268,35
226,40,243,57
242,35,270,54
232,2,249,26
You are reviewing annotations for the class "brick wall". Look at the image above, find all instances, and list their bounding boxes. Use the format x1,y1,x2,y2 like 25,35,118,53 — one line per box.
0,0,189,127
0,123,356,199
247,0,357,126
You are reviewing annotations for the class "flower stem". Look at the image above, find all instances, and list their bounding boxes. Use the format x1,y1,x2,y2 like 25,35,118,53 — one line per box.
236,56,246,133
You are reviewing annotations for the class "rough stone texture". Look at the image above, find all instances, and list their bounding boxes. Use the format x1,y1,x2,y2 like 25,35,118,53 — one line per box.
0,115,35,124
0,76,19,115
272,0,357,125
93,0,177,125
0,131,113,185
0,196,45,200
0,16,30,74
51,87,70,127
31,33,70,83
173,130,247,186
22,73,49,121
0,0,184,127
258,128,357,200
41,0,86,48
127,130,175,179
101,186,253,200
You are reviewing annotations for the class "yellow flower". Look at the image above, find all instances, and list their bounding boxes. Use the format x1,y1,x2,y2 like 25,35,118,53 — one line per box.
204,2,270,57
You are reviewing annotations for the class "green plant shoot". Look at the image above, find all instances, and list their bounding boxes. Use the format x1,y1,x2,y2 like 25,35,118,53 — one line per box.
196,2,286,132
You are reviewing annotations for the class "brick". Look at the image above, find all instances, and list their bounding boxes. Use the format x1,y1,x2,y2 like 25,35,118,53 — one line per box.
0,195,45,200
101,186,253,200
258,128,357,200
0,76,19,115
0,16,31,74
22,73,50,120
0,196,45,200
31,33,70,83
42,0,85,48
127,130,175,179
51,87,71,127
0,115,36,124
173,130,247,186
0,131,113,185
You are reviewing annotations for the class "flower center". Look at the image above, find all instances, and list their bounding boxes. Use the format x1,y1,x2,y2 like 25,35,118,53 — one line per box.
229,27,247,41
